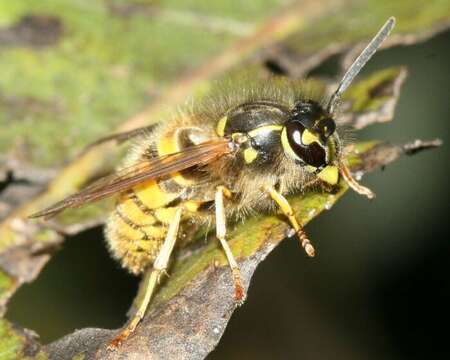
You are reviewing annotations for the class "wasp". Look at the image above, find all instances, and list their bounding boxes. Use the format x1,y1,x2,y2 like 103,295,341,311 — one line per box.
31,18,396,348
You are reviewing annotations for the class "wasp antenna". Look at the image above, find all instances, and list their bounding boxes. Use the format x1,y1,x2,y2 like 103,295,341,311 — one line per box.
327,17,396,114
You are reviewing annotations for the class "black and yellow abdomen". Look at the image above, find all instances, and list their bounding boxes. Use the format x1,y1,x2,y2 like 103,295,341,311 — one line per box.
105,122,214,274
105,179,182,274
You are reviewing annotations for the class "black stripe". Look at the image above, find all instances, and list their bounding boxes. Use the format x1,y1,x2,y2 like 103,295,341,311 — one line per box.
115,207,157,241
127,189,158,217
159,177,184,193
165,197,183,208
115,207,141,230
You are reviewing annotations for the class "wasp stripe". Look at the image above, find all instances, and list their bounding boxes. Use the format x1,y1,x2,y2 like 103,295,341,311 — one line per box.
156,130,195,187
154,207,179,224
114,208,150,240
118,194,157,227
216,116,227,136
128,190,156,217
114,207,169,241
169,171,195,187
115,207,141,230
133,180,180,209
247,125,283,137
281,127,298,161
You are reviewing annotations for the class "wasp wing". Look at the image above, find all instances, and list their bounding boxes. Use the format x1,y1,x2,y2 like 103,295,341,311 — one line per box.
30,139,232,219
82,124,159,153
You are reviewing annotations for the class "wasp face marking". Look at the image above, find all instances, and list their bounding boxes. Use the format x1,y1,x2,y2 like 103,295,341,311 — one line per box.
281,100,337,171
31,18,394,349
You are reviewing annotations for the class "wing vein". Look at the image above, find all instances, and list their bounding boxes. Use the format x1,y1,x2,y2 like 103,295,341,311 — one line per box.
30,139,232,219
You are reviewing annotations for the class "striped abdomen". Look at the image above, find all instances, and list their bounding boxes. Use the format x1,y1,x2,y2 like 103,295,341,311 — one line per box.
105,123,215,274
105,178,186,274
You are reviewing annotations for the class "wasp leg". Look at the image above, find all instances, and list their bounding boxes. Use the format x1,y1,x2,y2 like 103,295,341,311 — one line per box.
339,162,375,199
108,207,182,350
267,187,315,257
215,186,244,303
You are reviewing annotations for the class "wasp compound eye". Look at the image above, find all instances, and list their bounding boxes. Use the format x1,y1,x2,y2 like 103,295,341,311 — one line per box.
284,121,327,169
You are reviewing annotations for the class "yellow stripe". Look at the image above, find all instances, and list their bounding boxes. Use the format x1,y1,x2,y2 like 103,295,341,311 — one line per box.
113,210,166,242
301,129,320,145
281,127,298,160
157,133,178,155
317,165,339,185
154,207,179,224
183,200,203,212
134,180,179,209
216,116,227,137
244,148,258,163
248,125,283,137
171,173,193,186
119,198,156,226
140,225,166,239
113,212,145,241
157,131,194,186
134,240,155,252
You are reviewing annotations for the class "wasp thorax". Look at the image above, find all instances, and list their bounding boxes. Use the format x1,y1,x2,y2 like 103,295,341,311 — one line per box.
281,100,337,171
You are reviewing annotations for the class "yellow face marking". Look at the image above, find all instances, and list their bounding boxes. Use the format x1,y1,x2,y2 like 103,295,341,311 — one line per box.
301,129,320,145
216,116,227,137
281,128,297,160
243,148,258,164
247,125,283,137
317,165,339,185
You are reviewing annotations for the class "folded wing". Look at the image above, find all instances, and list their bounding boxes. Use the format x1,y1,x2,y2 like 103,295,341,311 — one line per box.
30,139,233,219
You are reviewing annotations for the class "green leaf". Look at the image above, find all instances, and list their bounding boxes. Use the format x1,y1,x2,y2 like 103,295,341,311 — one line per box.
0,1,447,358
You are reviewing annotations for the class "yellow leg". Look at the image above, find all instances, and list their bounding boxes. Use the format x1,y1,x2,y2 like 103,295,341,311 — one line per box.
215,186,244,303
267,186,315,257
108,207,183,349
339,162,375,199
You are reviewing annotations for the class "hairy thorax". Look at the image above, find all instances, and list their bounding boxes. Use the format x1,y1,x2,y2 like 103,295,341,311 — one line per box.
104,105,309,274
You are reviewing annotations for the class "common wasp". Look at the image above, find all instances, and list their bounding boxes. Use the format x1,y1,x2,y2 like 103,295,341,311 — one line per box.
31,17,396,348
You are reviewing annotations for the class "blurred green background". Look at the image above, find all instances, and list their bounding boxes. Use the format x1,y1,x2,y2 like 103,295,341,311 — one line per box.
2,1,449,359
